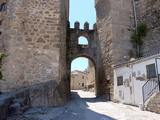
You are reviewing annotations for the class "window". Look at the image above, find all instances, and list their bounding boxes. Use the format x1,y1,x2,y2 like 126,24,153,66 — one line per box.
78,36,88,45
82,83,84,87
0,3,7,12
146,63,156,79
117,76,123,86
82,76,84,79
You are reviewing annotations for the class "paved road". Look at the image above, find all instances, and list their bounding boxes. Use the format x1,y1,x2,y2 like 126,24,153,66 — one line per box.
8,90,160,120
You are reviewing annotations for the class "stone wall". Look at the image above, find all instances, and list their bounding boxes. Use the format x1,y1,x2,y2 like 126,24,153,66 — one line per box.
146,92,160,114
1,0,160,108
96,0,133,99
135,0,160,54
0,0,7,51
86,60,95,91
71,71,87,90
0,80,67,120
0,0,69,106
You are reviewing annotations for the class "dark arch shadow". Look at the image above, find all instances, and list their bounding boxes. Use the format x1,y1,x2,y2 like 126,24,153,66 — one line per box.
7,91,116,120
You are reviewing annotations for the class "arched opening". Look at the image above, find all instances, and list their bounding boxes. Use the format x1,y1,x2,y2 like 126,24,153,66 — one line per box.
70,57,96,98
0,3,7,12
78,36,89,45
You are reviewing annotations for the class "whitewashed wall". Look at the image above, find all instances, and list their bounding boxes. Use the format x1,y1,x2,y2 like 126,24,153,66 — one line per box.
114,66,132,104
114,56,160,106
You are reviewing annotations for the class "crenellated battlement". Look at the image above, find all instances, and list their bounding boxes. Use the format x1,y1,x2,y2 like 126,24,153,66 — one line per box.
72,21,96,30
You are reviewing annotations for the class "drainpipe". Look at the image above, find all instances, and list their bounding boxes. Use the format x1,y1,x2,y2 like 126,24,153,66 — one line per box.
132,0,139,56
130,64,136,105
132,0,137,31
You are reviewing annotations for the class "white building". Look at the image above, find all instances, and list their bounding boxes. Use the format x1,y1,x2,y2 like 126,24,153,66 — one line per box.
114,54,160,106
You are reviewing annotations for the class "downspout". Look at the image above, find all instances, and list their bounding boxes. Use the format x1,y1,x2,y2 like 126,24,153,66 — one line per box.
131,0,137,104
132,0,140,57
131,64,136,105
132,0,138,30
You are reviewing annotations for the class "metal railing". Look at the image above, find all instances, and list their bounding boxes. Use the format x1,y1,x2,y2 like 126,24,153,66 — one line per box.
142,77,159,104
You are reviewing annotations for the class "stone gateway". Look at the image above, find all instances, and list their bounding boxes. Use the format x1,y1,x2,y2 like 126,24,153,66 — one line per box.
0,0,160,118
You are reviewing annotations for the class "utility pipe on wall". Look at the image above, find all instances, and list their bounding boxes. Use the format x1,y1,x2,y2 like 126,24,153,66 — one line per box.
132,0,138,31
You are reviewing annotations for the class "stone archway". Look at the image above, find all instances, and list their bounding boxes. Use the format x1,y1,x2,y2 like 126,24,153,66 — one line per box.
67,22,104,97
70,55,97,93
70,56,96,92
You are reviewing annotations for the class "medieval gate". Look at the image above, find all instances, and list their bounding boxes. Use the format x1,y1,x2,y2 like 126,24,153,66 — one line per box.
67,22,105,97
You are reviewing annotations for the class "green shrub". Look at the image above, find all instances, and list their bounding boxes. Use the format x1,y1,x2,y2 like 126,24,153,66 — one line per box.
137,23,148,37
131,23,148,57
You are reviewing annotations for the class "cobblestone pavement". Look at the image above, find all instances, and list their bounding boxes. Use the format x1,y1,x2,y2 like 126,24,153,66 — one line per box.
8,90,160,120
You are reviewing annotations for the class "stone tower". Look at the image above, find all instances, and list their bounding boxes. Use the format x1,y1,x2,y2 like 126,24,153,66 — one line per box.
0,0,159,107
0,0,134,105
0,0,69,106
95,0,133,99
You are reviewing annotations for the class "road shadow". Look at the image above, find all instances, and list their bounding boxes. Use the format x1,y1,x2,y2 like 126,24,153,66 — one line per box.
7,91,116,120
71,91,109,102
68,91,116,120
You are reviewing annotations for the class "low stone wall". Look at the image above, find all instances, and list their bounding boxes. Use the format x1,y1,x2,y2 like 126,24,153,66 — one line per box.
0,95,12,120
0,80,67,120
146,92,160,114
0,90,30,120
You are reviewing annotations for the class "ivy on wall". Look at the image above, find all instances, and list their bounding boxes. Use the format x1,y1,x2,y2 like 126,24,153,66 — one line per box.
131,23,148,57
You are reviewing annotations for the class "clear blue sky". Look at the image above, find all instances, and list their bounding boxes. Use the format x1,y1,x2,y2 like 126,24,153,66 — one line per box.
78,36,88,45
70,0,96,71
71,57,89,71
69,0,96,29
